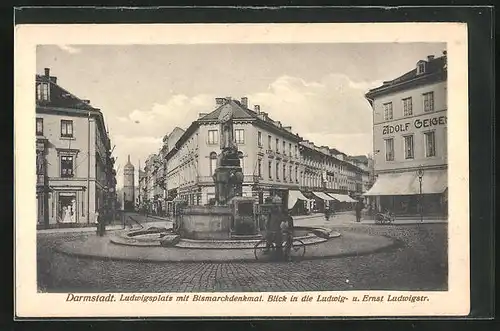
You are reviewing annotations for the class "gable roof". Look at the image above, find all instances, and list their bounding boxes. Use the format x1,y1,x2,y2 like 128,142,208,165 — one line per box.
365,54,447,99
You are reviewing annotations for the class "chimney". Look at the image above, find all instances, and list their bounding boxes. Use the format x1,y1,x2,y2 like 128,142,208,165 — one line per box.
427,55,435,61
240,97,248,108
254,105,261,113
215,97,225,106
198,112,207,119
44,68,50,77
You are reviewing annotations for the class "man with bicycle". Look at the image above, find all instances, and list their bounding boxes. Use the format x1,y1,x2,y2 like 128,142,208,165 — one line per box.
263,195,285,257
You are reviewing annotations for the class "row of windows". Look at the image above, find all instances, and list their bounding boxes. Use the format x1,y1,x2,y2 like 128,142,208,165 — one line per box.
36,118,74,138
207,129,245,145
383,91,435,121
384,131,436,161
208,128,299,158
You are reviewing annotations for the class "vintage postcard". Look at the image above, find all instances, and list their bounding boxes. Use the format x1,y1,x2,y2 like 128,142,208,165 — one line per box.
15,22,469,318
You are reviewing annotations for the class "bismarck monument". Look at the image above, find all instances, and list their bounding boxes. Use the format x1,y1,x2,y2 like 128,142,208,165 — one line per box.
176,102,256,240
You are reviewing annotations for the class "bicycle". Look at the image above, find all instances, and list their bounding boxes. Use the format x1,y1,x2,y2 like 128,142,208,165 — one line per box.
254,237,306,261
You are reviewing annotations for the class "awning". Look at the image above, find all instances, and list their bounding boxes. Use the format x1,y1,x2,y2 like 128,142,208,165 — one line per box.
312,191,336,201
364,169,447,196
288,190,313,210
328,193,357,203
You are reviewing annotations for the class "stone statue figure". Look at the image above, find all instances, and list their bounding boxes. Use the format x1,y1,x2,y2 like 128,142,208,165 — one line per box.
212,105,244,206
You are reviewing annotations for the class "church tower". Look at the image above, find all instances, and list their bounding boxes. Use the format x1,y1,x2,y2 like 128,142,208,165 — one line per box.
123,155,135,211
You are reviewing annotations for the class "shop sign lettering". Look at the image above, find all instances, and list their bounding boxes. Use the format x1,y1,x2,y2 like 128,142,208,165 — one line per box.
382,115,447,135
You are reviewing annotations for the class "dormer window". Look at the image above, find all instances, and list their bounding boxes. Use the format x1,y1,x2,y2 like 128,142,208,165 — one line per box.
36,82,50,102
416,61,426,75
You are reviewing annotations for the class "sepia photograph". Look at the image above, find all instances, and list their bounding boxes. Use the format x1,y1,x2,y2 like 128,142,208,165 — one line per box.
15,23,469,317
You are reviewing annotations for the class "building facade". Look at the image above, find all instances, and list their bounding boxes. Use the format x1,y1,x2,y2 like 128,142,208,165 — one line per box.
135,97,368,216
36,68,116,228
364,52,448,217
122,155,135,211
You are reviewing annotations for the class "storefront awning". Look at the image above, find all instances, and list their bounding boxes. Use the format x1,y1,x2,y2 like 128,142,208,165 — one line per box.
364,169,447,196
312,191,336,201
328,193,357,203
288,190,313,210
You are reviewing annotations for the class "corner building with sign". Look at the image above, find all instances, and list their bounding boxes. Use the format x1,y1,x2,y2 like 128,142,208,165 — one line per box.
364,52,448,217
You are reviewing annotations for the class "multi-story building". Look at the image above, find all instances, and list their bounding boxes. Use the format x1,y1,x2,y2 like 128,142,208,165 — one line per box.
364,52,448,216
36,68,116,228
144,97,365,215
122,155,135,211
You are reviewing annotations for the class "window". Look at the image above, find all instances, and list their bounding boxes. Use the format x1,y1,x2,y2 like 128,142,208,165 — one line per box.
295,167,298,182
235,129,245,144
258,159,262,178
283,164,286,181
61,120,73,138
423,92,435,112
36,118,43,136
258,131,262,147
289,143,292,156
276,138,280,153
425,131,436,157
383,102,393,120
209,152,217,176
36,82,50,101
268,161,272,179
385,138,394,161
283,141,286,155
276,161,280,180
402,97,413,116
295,145,298,157
238,151,244,172
289,165,292,181
60,155,74,177
404,135,414,159
268,135,272,149
208,130,218,145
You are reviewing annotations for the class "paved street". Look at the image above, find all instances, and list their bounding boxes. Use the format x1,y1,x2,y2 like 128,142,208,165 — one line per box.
37,212,448,293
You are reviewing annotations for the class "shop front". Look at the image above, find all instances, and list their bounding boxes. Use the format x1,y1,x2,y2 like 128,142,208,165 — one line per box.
364,168,448,217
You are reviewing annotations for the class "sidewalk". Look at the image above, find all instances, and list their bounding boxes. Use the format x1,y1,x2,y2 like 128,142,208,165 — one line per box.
37,224,127,235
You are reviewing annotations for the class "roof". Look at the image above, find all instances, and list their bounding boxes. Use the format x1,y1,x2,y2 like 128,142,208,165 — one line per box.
365,54,447,99
348,155,369,163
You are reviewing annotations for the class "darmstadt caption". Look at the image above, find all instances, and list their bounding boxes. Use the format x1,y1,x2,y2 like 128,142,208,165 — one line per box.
36,42,449,294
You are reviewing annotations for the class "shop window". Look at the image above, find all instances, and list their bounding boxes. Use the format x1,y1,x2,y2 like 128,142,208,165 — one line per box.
384,138,394,161
383,102,393,120
58,193,76,223
402,97,413,116
208,130,218,145
61,120,73,138
36,118,43,136
404,135,414,159
425,131,436,157
423,92,435,112
61,155,74,177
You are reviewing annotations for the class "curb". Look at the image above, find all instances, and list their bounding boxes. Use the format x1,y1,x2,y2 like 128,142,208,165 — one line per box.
53,234,401,264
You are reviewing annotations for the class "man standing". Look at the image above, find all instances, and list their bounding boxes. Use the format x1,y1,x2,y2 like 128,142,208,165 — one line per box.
355,198,364,223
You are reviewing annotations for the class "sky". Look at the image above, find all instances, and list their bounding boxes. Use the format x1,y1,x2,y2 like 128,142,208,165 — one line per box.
37,43,445,189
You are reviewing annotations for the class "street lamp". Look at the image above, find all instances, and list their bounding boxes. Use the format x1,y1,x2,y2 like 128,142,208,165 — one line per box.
417,166,424,223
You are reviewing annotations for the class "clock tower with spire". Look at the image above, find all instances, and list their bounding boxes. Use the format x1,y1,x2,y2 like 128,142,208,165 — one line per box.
123,155,135,211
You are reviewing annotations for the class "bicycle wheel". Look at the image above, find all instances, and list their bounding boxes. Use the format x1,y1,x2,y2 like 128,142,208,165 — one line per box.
288,239,306,259
254,239,271,261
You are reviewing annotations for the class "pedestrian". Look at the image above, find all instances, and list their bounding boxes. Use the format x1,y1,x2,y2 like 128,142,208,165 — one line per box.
281,212,294,261
355,198,364,223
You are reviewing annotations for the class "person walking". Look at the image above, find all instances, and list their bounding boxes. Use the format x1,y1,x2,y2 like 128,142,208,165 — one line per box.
355,198,364,223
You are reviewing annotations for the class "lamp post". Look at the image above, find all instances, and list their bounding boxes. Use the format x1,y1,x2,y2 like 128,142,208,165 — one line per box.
417,167,424,223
